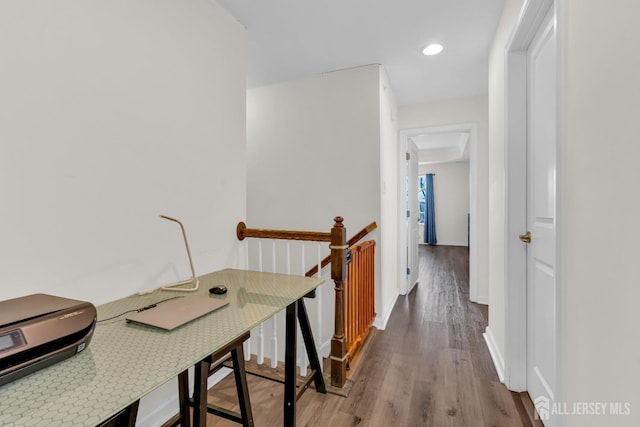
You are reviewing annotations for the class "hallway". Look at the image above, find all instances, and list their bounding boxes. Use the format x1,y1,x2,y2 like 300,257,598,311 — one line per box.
202,245,532,426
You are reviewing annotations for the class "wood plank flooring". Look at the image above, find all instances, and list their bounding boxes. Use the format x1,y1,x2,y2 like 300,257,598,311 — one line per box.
203,245,534,427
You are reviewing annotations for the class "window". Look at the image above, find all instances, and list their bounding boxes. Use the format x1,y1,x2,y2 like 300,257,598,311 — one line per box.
418,175,426,224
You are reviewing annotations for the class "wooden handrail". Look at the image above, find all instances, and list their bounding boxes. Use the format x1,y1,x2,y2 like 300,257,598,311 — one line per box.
236,221,331,242
305,221,377,277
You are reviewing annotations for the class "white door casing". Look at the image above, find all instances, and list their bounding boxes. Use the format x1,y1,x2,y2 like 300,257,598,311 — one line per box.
503,0,559,400
398,125,479,300
526,8,558,425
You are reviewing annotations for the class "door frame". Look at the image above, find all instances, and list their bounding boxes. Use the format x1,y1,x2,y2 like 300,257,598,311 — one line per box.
504,0,561,397
398,122,479,300
406,139,420,293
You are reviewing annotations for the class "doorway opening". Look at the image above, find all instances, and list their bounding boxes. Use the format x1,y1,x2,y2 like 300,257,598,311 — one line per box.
398,122,480,302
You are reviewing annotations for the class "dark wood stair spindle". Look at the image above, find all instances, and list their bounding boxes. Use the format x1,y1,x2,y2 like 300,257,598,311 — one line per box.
330,216,348,388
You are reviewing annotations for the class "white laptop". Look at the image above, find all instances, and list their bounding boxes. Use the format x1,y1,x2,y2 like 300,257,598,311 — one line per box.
126,296,229,330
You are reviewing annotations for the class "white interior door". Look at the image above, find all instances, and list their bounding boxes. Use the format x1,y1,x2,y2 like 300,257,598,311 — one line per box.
406,141,419,292
526,8,558,425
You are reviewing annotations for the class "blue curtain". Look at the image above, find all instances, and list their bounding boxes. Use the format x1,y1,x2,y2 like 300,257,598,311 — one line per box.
424,173,437,245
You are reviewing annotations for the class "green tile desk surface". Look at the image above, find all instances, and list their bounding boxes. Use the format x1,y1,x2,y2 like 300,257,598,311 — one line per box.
0,269,325,426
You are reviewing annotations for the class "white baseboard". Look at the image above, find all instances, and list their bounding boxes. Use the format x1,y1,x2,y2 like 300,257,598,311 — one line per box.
419,242,468,247
372,291,399,330
318,339,331,359
438,241,468,247
472,295,488,305
483,327,505,383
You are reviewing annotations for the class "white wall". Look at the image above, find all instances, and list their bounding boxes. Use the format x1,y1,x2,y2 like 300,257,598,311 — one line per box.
247,64,397,341
379,69,400,329
419,162,470,246
558,1,640,425
0,1,246,425
399,96,489,301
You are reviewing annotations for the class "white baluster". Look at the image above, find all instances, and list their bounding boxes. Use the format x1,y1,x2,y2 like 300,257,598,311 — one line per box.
244,239,251,360
298,329,308,376
270,315,278,369
272,243,291,369
316,242,322,347
258,327,264,366
272,241,277,273
257,240,264,365
271,240,278,368
244,340,251,362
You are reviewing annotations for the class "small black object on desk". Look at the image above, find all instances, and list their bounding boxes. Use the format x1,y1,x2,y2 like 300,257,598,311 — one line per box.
209,285,227,295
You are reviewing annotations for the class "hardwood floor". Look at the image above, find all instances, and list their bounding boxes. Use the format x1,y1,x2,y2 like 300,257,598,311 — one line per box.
203,245,534,426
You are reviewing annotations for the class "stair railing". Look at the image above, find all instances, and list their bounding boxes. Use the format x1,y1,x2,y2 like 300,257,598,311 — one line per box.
236,217,377,389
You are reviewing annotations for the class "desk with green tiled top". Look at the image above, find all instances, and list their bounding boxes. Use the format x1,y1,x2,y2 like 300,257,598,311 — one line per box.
0,269,326,427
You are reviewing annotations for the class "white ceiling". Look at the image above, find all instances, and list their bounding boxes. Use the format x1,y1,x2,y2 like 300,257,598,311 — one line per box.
411,131,470,164
215,0,505,107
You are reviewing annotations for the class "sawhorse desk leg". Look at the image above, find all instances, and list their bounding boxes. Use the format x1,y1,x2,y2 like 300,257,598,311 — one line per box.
284,298,327,427
176,331,253,427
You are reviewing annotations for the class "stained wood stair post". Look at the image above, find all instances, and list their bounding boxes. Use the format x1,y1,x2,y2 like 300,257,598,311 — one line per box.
330,216,348,388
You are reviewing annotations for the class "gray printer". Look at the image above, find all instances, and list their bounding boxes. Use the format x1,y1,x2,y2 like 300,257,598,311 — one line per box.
0,293,96,386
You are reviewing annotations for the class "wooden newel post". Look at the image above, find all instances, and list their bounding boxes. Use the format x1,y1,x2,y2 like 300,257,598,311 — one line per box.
330,216,348,388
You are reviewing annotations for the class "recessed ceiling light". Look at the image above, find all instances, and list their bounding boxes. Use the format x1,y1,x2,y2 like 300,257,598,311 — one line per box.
422,44,444,56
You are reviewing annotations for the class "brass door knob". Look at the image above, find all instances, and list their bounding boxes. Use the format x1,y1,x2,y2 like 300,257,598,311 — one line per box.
519,231,532,243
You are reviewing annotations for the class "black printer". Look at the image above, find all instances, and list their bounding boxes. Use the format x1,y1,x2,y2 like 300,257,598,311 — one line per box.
0,293,96,386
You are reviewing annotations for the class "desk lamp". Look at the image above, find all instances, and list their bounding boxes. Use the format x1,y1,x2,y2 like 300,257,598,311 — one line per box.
160,215,200,292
